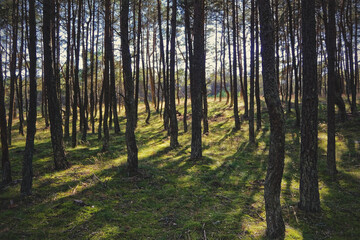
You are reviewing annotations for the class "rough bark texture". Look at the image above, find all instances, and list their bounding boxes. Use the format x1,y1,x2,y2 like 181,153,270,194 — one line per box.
21,0,37,195
322,0,337,177
64,0,71,139
232,0,240,130
169,0,179,148
72,0,84,148
258,0,286,238
102,0,111,151
191,0,204,160
43,0,69,170
287,0,300,127
0,40,12,185
242,0,248,118
299,0,320,212
249,0,255,143
121,0,139,176
8,0,19,146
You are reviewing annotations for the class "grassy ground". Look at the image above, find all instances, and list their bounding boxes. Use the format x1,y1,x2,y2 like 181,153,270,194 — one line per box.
0,99,359,239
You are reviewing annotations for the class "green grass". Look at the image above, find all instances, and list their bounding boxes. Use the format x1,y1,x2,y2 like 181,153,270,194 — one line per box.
0,99,359,239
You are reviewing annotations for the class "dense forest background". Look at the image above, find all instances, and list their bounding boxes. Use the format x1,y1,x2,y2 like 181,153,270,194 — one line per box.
0,0,359,239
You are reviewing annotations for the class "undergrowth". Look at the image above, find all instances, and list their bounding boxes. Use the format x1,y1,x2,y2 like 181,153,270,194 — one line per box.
0,99,359,239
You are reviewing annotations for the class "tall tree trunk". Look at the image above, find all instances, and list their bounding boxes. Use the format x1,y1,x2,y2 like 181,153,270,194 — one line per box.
322,0,338,178
64,0,72,139
191,0,204,160
43,0,69,170
169,0,179,148
226,0,233,107
72,0,84,148
134,0,142,123
109,12,120,134
102,0,111,151
287,0,300,127
299,0,320,212
121,0,139,176
8,0,19,146
0,38,12,185
90,0,96,134
183,30,189,133
17,0,25,136
258,1,285,238
214,18,218,101
255,1,261,130
243,0,248,118
232,0,240,130
157,0,169,131
142,34,151,124
249,0,255,143
21,0,36,195
184,0,193,133
81,1,90,142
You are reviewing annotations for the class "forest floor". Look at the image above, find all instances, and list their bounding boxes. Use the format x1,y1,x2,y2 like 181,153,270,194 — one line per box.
0,98,360,239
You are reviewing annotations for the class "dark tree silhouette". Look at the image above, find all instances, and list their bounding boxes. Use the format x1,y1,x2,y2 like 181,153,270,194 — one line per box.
299,0,320,212
21,0,37,195
169,0,179,148
43,0,69,170
121,0,139,175
191,0,204,160
0,38,12,185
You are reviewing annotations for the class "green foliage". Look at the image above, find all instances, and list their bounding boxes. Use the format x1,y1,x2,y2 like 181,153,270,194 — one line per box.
0,100,359,239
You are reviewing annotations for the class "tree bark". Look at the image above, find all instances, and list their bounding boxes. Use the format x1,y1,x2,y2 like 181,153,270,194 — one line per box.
191,0,204,160
232,0,240,130
169,0,179,148
121,0,139,176
0,38,12,185
258,0,285,238
322,0,338,177
287,0,300,127
21,0,37,195
249,0,255,143
43,0,69,170
299,0,320,212
8,0,19,146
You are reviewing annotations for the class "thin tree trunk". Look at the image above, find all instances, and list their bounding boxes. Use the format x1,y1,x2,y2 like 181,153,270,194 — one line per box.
64,0,72,139
255,1,261,130
109,11,120,134
102,0,111,151
322,0,338,178
249,0,255,143
232,0,240,130
243,0,248,118
169,0,179,148
0,38,12,185
121,0,139,176
142,34,151,124
287,0,300,127
21,0,36,195
8,0,19,146
43,0,69,170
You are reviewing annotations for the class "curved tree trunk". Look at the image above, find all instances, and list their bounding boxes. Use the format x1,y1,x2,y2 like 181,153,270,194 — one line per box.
258,0,285,238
